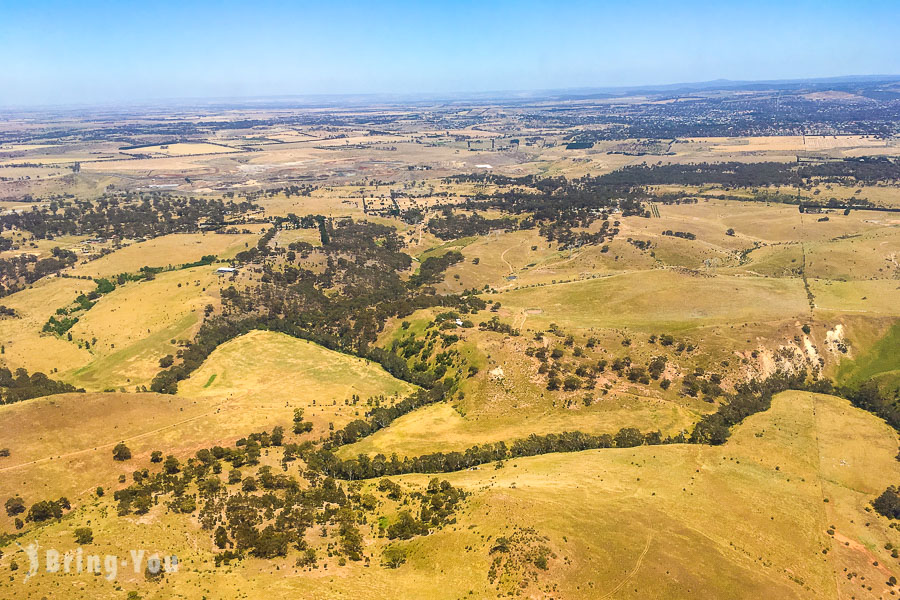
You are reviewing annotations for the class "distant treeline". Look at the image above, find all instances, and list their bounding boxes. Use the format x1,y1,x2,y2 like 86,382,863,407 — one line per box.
427,211,519,240
439,173,644,248
595,158,900,188
0,194,259,240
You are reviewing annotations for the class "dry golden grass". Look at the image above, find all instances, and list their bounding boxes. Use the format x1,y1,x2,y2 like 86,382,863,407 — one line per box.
3,392,899,599
494,270,809,332
688,134,894,154
0,392,212,518
0,276,94,375
0,331,418,522
272,228,322,247
120,143,240,157
178,329,417,435
69,232,260,278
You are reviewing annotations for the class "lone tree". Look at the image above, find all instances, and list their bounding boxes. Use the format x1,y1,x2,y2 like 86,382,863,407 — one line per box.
382,545,407,568
5,496,25,516
874,486,900,519
112,442,132,461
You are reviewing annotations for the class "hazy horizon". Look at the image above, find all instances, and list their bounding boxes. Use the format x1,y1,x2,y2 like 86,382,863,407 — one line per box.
2,0,900,107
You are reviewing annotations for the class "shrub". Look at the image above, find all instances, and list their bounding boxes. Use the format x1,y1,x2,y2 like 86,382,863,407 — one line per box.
74,527,93,544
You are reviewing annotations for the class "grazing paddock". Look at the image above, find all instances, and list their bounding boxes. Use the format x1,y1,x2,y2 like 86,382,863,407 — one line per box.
69,232,261,278
178,329,417,435
4,391,898,599
493,270,808,332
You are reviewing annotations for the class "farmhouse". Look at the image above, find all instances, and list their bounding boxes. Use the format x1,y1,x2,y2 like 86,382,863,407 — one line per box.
216,267,237,275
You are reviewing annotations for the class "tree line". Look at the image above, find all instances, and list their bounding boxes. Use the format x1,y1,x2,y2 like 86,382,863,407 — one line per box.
0,367,82,405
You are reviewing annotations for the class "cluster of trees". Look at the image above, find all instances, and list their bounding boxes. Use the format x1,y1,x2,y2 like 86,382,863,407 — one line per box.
873,487,900,519
151,217,486,394
0,247,78,297
599,161,801,188
112,428,289,517
1,195,259,241
680,370,725,401
0,195,260,240
5,495,71,528
798,157,900,184
323,387,452,450
380,325,469,387
540,219,616,249
440,173,644,248
105,423,467,567
688,372,829,444
235,227,278,263
628,238,653,251
525,337,677,392
242,184,317,200
593,157,900,189
409,251,464,286
385,478,466,539
0,367,82,405
479,316,520,337
27,497,71,522
681,371,900,474
487,527,555,587
42,314,79,336
426,210,519,240
839,379,900,431
661,230,697,240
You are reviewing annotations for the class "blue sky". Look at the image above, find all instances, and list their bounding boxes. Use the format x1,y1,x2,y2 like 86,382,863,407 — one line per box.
1,0,899,106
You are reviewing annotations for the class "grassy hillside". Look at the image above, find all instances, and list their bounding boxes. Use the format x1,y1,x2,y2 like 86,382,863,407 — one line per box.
0,276,93,375
493,270,808,332
69,232,260,279
0,392,213,518
0,332,418,527
3,391,899,599
178,330,418,435
64,266,222,390
837,320,900,394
